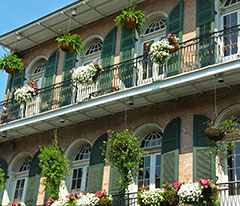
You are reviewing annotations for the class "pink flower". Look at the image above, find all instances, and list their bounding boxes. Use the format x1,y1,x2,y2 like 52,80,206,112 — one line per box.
210,183,213,188
169,184,172,187
145,43,149,47
167,34,171,38
201,179,208,185
93,62,99,66
164,189,167,192
69,70,73,73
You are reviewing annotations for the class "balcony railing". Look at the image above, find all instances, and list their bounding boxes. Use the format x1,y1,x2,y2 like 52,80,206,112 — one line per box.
1,25,239,124
110,181,240,206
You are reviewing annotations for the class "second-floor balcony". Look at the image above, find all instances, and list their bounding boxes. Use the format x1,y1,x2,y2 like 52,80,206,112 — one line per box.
1,25,240,135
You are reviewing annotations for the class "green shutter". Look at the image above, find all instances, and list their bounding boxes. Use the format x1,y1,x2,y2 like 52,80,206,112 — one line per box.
7,71,25,121
40,50,59,113
99,27,117,90
196,0,215,67
109,167,122,194
24,151,42,206
161,117,180,185
193,115,215,181
87,134,107,193
166,1,183,77
59,52,75,107
119,28,135,88
0,158,8,204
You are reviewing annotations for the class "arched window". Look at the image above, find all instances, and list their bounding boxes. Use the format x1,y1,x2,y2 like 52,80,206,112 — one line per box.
71,145,91,192
7,153,32,202
224,0,240,7
138,13,167,85
78,37,103,67
65,139,92,193
138,131,162,189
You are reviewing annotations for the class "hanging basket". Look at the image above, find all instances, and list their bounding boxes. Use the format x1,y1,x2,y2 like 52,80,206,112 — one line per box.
99,198,112,206
204,127,225,141
122,17,137,30
202,187,219,201
60,42,73,52
92,70,100,81
4,66,16,74
169,43,179,54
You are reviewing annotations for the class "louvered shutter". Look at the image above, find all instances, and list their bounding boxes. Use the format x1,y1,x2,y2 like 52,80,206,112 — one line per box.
7,71,25,121
40,50,59,112
24,151,42,206
119,28,135,88
59,52,75,107
99,27,117,90
109,167,122,194
166,1,183,77
160,117,180,185
0,158,8,204
193,115,215,181
87,134,107,193
196,0,215,67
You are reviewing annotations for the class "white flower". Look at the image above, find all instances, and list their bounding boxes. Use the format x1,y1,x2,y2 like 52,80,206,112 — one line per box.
14,85,36,104
149,39,174,65
139,188,165,205
72,63,102,84
178,182,202,203
76,193,99,206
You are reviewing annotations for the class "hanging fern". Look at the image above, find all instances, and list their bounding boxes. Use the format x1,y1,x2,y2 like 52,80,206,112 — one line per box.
0,167,5,191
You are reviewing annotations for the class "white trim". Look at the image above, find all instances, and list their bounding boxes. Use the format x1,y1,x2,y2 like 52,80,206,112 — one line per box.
133,122,163,138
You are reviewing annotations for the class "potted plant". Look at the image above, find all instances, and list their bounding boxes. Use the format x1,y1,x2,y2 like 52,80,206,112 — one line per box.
70,62,103,84
7,202,26,206
0,53,24,74
56,30,84,53
166,34,180,54
95,190,113,206
115,4,146,35
102,129,146,189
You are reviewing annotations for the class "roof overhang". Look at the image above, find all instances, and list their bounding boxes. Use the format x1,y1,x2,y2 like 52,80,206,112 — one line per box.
0,0,146,53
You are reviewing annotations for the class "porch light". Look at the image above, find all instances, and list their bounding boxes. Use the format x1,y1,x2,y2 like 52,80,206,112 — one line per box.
16,33,22,41
127,97,134,106
218,73,224,83
72,9,77,16
1,131,7,138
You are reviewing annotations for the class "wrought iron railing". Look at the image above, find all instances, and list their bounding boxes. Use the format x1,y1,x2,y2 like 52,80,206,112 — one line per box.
1,25,240,124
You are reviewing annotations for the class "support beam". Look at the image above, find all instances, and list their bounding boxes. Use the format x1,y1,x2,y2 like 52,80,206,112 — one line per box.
162,89,178,100
97,105,114,115
38,22,60,35
84,2,106,18
17,33,40,45
139,94,156,105
61,12,85,26
187,82,203,94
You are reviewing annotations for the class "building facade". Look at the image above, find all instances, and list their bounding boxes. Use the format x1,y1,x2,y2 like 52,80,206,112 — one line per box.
0,0,240,205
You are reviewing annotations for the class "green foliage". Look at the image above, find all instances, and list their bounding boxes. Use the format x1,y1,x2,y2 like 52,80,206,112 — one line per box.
103,129,146,189
38,129,70,200
0,167,5,191
205,116,240,169
115,4,147,36
56,30,84,54
0,53,24,74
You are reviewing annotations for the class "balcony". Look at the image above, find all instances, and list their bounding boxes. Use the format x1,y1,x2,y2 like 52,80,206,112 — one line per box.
1,25,240,139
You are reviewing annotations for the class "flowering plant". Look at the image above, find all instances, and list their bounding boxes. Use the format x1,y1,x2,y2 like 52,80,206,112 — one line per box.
149,39,173,65
178,182,202,204
137,188,165,206
162,182,181,206
95,190,113,206
65,191,80,206
144,42,153,53
166,34,179,45
196,178,219,206
7,202,26,206
70,63,103,84
76,193,99,206
139,185,149,192
27,80,39,96
14,83,38,105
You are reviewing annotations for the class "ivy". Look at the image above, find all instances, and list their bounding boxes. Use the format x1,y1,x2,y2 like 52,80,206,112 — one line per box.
38,129,70,200
0,167,5,191
103,129,146,189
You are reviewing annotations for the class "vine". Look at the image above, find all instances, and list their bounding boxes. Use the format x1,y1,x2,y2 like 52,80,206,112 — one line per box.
103,129,146,189
0,167,5,191
38,129,70,200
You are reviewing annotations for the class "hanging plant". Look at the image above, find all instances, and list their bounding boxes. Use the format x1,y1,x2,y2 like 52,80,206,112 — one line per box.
115,4,147,36
0,53,24,74
166,34,180,54
56,30,84,53
0,167,5,191
205,116,240,168
38,129,71,200
102,129,146,189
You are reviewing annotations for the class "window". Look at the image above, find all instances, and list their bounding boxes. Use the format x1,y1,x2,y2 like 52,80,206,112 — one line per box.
85,41,102,56
13,158,31,201
71,146,91,192
224,0,240,7
138,132,162,189
29,59,46,89
223,12,238,56
144,18,166,36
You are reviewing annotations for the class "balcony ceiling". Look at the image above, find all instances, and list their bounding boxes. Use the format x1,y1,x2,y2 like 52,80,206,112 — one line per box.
0,0,146,53
0,59,240,142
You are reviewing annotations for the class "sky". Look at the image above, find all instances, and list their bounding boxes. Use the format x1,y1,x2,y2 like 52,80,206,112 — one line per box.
0,0,77,101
